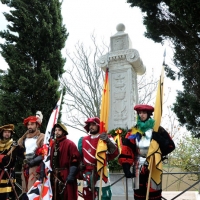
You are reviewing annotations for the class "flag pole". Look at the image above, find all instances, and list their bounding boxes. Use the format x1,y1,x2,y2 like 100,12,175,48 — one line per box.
146,156,153,200
39,90,63,200
98,66,109,200
146,50,166,200
99,168,103,200
97,47,110,199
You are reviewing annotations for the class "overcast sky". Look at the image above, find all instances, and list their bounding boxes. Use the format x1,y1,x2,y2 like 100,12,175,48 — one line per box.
0,0,183,143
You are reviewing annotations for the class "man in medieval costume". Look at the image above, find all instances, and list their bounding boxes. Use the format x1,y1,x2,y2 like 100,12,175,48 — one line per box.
18,112,44,200
50,123,80,200
78,117,119,200
0,124,17,200
118,104,175,200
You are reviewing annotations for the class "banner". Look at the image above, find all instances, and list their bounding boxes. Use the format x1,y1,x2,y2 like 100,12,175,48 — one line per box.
27,91,63,200
43,91,63,170
99,69,110,133
153,65,164,132
96,69,109,182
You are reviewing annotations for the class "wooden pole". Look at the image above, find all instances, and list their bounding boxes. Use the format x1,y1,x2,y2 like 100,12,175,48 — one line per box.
99,168,103,200
40,177,45,200
125,177,128,200
146,156,153,200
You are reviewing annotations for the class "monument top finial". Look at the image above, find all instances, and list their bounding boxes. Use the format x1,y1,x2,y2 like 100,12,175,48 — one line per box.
116,23,125,32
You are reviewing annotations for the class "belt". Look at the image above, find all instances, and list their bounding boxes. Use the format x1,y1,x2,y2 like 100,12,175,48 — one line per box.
54,168,68,171
85,164,96,170
25,153,35,160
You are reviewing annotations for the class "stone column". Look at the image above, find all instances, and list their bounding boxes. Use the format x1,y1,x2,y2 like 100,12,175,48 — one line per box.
97,23,145,131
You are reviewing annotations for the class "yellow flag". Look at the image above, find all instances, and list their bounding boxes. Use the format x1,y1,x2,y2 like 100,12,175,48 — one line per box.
95,68,110,182
153,66,164,132
146,64,165,188
99,69,110,133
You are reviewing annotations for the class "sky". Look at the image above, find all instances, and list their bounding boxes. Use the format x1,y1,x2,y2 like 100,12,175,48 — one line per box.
0,0,183,144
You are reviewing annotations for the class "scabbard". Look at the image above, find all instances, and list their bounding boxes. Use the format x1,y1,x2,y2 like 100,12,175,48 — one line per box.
134,158,140,190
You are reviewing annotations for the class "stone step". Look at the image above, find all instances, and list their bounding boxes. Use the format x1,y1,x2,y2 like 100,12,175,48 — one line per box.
162,191,199,200
78,191,200,200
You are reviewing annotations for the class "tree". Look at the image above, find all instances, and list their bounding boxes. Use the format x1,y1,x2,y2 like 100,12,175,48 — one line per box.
126,0,200,137
0,0,67,137
172,133,200,180
61,34,157,132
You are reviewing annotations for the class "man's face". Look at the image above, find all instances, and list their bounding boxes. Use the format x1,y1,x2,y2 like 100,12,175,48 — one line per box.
55,127,64,138
89,122,99,135
138,110,148,122
27,122,38,133
2,130,11,140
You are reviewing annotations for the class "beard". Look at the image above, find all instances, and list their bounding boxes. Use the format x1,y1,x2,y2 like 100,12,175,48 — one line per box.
3,136,11,140
90,129,99,135
28,128,36,133
56,133,64,138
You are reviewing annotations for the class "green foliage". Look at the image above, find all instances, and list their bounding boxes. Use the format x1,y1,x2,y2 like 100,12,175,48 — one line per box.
127,0,200,137
0,0,68,137
108,127,127,172
171,134,200,180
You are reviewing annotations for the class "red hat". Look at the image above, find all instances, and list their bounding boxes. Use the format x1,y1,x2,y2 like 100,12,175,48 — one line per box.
23,116,41,126
84,117,100,133
134,104,154,113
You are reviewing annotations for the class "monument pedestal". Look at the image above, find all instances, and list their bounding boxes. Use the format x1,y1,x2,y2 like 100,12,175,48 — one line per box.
97,23,146,130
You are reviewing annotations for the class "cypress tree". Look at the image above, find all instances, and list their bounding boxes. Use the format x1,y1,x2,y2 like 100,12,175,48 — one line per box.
0,0,68,138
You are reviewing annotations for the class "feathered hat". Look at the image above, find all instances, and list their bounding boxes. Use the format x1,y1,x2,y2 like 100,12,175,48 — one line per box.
23,111,43,126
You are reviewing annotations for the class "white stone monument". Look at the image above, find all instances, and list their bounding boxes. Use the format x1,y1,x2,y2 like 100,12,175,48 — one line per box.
97,23,146,131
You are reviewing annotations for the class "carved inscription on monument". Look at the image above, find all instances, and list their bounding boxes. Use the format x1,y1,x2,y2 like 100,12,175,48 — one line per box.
112,72,128,121
111,35,129,52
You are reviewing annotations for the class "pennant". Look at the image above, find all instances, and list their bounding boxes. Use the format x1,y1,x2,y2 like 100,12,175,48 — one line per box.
153,66,164,132
99,69,110,133
96,69,110,182
146,65,165,188
27,178,53,200
43,91,63,170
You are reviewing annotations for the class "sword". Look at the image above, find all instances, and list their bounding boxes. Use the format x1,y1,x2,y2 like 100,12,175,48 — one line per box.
59,180,67,194
53,170,66,196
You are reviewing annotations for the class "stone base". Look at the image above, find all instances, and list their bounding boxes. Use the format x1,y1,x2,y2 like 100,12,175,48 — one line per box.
78,191,200,200
162,191,199,200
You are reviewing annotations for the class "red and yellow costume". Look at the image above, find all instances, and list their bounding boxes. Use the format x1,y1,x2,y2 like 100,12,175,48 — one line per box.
118,105,175,200
78,117,119,200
